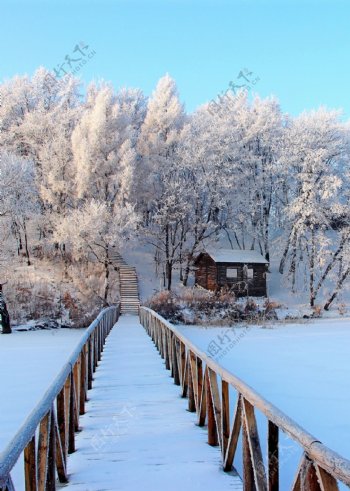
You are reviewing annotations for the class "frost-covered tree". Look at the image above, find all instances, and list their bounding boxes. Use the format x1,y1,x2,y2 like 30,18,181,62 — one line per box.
210,92,283,260
177,108,233,285
137,74,186,218
54,200,139,303
138,74,186,288
0,68,82,250
72,83,140,209
279,108,347,305
0,153,39,265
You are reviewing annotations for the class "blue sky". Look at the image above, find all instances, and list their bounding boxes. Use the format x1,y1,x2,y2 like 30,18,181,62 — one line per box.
1,0,350,117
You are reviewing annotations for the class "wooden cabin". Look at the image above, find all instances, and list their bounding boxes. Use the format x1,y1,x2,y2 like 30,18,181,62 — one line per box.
194,249,268,296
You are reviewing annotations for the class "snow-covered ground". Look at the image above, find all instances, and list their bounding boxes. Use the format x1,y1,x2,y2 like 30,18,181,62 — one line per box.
178,318,350,488
1,315,350,489
0,328,84,451
64,316,242,491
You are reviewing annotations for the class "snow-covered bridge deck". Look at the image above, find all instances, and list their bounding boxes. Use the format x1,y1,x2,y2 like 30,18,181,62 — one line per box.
64,315,242,491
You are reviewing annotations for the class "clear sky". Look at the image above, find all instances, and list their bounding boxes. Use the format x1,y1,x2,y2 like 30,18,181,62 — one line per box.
1,0,350,118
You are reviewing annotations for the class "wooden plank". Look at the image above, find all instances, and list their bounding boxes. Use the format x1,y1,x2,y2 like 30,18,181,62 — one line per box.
80,345,88,414
46,409,56,491
170,333,174,377
180,342,186,390
198,368,207,427
206,371,219,446
164,329,170,370
208,369,222,450
189,351,199,410
181,351,188,398
196,358,203,418
37,411,51,491
88,336,93,390
243,413,255,490
73,357,81,422
175,339,182,385
242,397,267,491
3,476,15,491
68,372,76,454
64,376,71,458
291,454,311,491
24,435,37,491
57,386,66,463
300,455,322,491
222,380,230,458
314,464,339,491
55,416,68,483
223,394,242,471
140,308,350,487
172,337,180,385
187,353,196,412
268,421,279,491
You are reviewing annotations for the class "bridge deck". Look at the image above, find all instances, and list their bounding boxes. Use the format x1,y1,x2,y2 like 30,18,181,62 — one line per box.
64,315,242,490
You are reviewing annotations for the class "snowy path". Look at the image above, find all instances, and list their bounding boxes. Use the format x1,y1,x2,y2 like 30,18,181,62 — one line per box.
64,315,242,491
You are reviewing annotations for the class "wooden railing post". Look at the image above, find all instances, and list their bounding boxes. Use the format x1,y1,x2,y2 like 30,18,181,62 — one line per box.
187,353,196,413
37,411,51,491
0,306,119,491
172,336,180,386
80,344,88,414
206,371,218,446
142,308,350,490
46,408,56,491
88,336,93,390
222,380,230,458
24,436,36,491
268,421,279,491
68,372,76,453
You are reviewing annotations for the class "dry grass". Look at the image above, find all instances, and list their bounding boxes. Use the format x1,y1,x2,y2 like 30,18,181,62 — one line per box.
3,255,118,327
145,287,278,325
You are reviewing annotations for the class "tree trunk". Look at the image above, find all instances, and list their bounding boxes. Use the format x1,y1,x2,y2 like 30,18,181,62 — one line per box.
182,261,191,287
313,234,348,299
309,228,316,307
179,241,183,282
23,220,31,266
263,204,270,264
166,261,172,291
279,229,294,274
165,223,172,290
103,250,110,305
0,290,11,334
324,266,350,311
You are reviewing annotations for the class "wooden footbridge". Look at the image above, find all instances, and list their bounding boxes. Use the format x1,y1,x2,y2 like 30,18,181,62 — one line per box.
1,270,350,490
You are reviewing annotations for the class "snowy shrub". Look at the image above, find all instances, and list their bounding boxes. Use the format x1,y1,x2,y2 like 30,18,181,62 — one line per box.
311,305,322,318
145,287,275,325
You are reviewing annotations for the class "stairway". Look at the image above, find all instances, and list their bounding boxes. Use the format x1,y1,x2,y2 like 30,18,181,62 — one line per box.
109,249,140,315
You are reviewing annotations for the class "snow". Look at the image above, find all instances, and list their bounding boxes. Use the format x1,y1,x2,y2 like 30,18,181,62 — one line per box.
206,248,269,264
64,316,242,490
177,318,350,488
0,327,84,487
2,310,350,489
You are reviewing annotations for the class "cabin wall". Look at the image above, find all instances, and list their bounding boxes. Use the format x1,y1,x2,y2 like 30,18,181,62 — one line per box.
195,254,218,291
217,262,267,296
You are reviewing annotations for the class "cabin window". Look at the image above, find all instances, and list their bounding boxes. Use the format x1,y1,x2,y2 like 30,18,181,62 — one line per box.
247,268,254,279
226,268,238,279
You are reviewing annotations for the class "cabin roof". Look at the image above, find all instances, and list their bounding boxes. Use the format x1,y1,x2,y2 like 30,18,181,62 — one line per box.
205,248,268,264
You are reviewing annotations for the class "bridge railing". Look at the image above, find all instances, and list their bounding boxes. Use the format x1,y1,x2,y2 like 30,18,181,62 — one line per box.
0,305,119,491
140,306,350,491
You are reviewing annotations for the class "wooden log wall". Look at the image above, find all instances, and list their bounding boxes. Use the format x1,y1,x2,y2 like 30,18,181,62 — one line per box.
216,263,267,296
